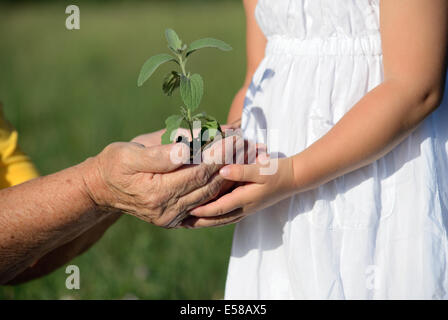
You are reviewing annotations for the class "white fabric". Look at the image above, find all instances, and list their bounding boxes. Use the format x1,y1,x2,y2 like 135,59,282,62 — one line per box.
225,0,448,299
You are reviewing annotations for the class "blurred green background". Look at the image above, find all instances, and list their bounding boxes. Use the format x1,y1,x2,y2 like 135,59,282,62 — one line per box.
0,0,246,299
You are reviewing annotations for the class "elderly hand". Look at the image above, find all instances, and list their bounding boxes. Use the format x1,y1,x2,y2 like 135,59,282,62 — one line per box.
81,134,247,228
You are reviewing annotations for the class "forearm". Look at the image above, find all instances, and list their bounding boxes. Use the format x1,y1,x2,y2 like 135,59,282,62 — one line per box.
0,158,105,284
292,80,443,192
228,0,266,126
7,212,120,285
227,85,249,125
228,0,267,127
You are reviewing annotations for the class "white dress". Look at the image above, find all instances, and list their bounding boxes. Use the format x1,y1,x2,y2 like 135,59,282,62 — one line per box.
225,0,448,299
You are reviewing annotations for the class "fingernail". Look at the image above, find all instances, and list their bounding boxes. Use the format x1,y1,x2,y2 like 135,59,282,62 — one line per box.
220,166,231,177
190,208,200,216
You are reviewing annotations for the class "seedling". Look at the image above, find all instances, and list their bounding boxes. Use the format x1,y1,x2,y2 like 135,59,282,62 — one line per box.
138,28,232,155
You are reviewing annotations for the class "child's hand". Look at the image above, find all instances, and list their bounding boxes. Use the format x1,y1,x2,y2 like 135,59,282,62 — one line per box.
183,156,297,228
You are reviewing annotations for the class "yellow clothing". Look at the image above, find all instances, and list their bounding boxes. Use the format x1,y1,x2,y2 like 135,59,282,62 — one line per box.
0,104,39,189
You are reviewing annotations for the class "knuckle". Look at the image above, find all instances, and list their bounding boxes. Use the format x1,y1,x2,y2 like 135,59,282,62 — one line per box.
156,219,173,229
105,142,133,166
174,198,188,215
153,217,170,229
145,146,158,160
193,166,212,186
151,210,170,228
144,194,167,216
103,142,120,153
118,148,133,166
215,206,225,217
202,178,222,201
106,142,125,156
145,196,161,212
157,211,185,229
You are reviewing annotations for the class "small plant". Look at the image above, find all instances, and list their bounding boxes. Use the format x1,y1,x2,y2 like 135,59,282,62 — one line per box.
137,28,232,152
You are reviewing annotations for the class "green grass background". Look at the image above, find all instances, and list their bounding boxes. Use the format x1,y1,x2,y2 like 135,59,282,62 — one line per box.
0,0,246,299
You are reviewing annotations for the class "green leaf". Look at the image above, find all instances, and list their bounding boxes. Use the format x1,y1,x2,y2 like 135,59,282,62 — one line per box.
193,112,214,122
200,119,221,145
161,114,183,144
180,106,189,119
203,117,220,132
186,38,232,57
193,112,222,145
165,28,183,52
138,54,175,87
180,74,203,112
193,113,223,131
162,71,181,96
201,127,218,142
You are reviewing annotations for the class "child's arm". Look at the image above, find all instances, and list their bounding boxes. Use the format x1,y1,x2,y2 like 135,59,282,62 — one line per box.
290,0,448,192
187,0,448,227
227,0,266,126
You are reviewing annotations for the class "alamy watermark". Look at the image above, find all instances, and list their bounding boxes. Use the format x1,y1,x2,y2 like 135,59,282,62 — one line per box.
65,265,80,290
168,127,280,175
365,265,382,291
65,5,80,30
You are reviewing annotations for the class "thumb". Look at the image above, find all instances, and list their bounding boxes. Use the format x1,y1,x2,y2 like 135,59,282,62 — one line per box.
133,143,190,173
219,153,271,183
219,163,262,183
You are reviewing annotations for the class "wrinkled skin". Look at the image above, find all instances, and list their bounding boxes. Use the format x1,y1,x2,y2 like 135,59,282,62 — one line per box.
83,133,250,228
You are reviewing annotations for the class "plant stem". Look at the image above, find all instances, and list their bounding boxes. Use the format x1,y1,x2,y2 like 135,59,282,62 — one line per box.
187,109,194,140
176,53,193,138
177,53,187,76
180,61,187,76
